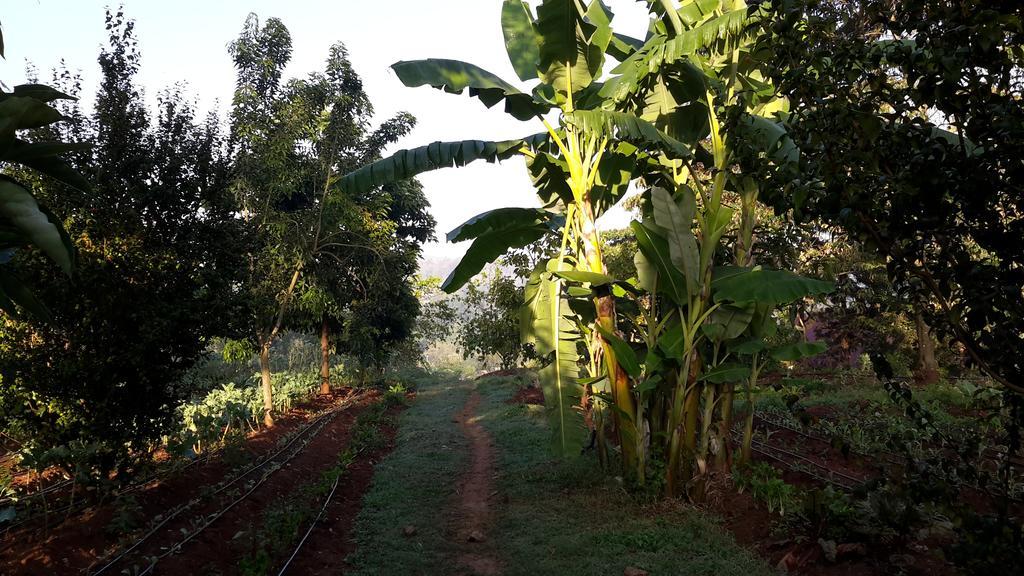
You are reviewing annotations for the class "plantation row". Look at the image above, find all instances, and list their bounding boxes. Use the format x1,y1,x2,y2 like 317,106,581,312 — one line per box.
1,0,1023,574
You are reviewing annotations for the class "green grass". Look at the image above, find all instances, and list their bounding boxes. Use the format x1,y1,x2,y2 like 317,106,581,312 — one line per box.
473,376,775,576
349,373,776,575
347,379,472,575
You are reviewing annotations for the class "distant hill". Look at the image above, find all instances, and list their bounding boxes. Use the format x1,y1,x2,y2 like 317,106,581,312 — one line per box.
417,255,460,281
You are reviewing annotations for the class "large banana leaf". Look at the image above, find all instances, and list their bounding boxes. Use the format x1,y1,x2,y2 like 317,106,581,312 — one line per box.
564,110,692,158
607,32,644,61
648,8,754,69
501,0,541,82
0,96,64,139
535,0,607,96
677,0,724,27
650,186,698,296
630,219,687,304
523,260,587,457
442,207,561,292
0,175,73,274
770,341,828,362
391,59,549,121
1,84,74,103
340,136,546,195
0,268,50,319
736,113,799,166
712,266,833,306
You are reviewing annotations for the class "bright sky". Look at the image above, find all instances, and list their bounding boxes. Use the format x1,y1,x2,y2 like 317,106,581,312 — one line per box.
1,0,649,261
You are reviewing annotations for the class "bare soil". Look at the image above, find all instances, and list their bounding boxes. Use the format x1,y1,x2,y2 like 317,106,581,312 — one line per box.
449,389,501,576
283,402,404,575
0,388,401,576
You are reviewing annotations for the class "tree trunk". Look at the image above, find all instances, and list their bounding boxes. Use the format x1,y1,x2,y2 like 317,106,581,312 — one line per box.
320,315,331,395
914,310,940,385
259,340,275,428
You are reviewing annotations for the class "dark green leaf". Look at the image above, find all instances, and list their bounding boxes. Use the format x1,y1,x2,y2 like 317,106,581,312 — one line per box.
770,341,828,362
729,337,766,356
391,59,548,121
0,96,64,135
10,84,74,103
0,175,73,274
700,363,749,383
631,220,686,304
0,268,51,320
651,186,698,296
445,207,558,293
597,325,641,379
712,267,833,305
340,136,544,195
446,207,556,243
501,0,540,82
535,0,604,95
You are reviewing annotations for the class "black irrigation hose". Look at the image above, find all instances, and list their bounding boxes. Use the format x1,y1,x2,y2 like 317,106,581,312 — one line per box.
755,412,902,465
88,395,357,576
749,436,865,487
275,468,343,576
130,407,346,576
0,478,73,506
745,437,861,492
747,443,858,492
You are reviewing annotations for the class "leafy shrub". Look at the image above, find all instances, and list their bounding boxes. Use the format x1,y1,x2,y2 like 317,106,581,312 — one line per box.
734,462,798,516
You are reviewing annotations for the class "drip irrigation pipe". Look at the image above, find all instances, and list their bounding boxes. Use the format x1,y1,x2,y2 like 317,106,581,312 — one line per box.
88,395,357,576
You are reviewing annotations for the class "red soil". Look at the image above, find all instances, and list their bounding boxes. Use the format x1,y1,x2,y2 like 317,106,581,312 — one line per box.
450,389,501,576
507,385,544,406
283,401,405,575
0,388,395,576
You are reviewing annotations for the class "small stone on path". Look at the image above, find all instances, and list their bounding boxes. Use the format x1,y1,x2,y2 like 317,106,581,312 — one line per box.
467,530,487,543
402,525,417,537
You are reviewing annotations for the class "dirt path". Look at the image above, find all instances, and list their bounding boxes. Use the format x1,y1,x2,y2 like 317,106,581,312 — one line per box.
450,388,501,576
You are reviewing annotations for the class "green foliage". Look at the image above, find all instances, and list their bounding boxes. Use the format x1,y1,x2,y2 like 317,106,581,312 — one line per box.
753,0,1024,400
0,10,250,477
734,462,798,516
0,23,86,318
457,270,531,370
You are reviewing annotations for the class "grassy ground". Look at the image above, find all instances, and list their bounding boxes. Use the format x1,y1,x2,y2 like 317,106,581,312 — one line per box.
347,374,471,575
348,372,775,576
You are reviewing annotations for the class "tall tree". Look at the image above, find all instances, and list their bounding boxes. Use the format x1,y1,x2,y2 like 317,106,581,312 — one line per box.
0,9,249,476
753,0,1024,398
228,16,432,424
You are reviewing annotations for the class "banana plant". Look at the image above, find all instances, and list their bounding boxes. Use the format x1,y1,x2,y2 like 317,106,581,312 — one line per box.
0,31,88,319
342,0,827,491
557,0,833,494
341,0,701,471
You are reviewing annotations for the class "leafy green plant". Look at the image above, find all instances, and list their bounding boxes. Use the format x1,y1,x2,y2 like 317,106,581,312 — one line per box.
734,462,797,515
341,0,832,498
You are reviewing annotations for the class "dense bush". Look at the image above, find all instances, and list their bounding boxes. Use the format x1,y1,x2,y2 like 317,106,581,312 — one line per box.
0,11,250,477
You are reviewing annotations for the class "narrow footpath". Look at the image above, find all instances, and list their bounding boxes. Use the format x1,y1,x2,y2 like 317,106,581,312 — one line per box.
451,389,501,576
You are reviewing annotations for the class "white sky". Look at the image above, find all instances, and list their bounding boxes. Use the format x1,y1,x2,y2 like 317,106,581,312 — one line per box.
1,0,649,260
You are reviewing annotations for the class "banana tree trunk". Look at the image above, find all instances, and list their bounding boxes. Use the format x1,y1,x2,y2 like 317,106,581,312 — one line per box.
259,340,274,428
580,204,641,481
320,315,331,395
738,353,761,467
666,353,700,496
